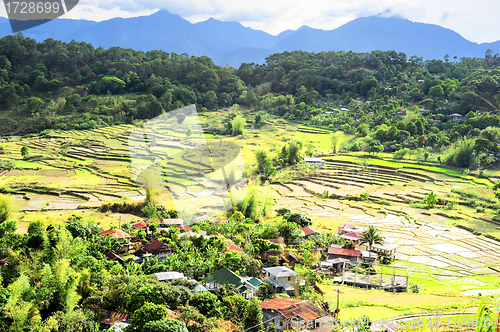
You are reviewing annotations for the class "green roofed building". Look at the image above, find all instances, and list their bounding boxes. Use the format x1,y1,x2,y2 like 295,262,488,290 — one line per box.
204,266,264,299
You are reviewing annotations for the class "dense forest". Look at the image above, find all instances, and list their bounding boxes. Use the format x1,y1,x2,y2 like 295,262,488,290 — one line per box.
0,34,499,134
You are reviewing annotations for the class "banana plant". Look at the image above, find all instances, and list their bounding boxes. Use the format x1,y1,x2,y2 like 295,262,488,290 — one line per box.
475,295,500,332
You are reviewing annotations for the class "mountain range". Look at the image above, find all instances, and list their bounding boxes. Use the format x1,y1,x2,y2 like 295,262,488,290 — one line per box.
0,10,499,67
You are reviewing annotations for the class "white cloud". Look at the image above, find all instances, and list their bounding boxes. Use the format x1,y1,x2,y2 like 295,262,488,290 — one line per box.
0,0,498,42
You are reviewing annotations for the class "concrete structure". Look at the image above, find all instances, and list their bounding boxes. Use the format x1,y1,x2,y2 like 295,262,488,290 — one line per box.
360,243,399,260
327,247,361,265
304,158,326,168
262,266,302,295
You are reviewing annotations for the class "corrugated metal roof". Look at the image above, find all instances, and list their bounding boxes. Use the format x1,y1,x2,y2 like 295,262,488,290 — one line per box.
158,218,184,225
226,240,243,252
174,225,192,231
341,232,360,241
300,227,321,236
327,247,361,257
100,229,131,239
154,271,185,281
100,311,129,325
204,266,243,285
262,266,298,277
131,220,147,229
247,277,264,287
338,223,356,230
141,240,173,253
259,299,327,321
105,252,125,263
261,252,285,261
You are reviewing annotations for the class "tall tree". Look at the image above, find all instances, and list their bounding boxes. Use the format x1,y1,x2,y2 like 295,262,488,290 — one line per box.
360,225,385,260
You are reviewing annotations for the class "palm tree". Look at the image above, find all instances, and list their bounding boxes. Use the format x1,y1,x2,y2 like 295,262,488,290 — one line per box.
360,225,385,261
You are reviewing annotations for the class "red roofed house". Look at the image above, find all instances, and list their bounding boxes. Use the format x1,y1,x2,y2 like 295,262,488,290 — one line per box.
300,227,321,239
100,229,131,242
134,239,174,258
226,240,243,252
100,229,132,253
131,220,148,230
338,223,365,236
174,225,192,233
105,252,125,264
327,247,361,265
259,298,330,331
340,231,361,244
449,113,463,121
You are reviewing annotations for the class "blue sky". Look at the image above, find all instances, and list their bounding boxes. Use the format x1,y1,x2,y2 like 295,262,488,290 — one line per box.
2,0,499,43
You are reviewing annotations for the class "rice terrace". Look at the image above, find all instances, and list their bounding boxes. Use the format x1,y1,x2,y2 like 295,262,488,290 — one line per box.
1,109,500,323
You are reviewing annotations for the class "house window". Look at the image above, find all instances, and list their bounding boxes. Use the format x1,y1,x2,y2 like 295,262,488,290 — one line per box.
288,276,291,281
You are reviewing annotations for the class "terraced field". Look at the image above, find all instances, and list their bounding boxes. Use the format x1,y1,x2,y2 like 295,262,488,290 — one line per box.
272,156,500,293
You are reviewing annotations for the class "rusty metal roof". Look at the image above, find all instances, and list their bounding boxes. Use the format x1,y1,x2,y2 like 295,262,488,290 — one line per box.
174,225,192,232
100,229,131,239
131,220,148,229
259,299,326,321
226,240,243,252
327,247,361,257
105,252,125,263
300,227,321,236
142,240,170,253
100,311,129,325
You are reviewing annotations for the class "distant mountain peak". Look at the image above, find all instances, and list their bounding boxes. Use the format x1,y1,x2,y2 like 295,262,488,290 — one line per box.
0,13,497,68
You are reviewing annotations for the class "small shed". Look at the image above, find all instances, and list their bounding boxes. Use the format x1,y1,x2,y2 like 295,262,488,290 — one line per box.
154,271,186,282
360,243,399,260
327,247,361,265
304,158,326,167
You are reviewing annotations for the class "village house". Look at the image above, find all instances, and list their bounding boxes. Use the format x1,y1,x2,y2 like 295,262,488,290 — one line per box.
153,271,186,282
262,266,303,295
304,158,326,168
174,225,192,233
154,272,209,292
100,229,132,253
359,243,399,260
105,251,125,264
449,113,463,121
261,251,299,268
338,223,365,236
340,231,361,244
158,218,184,227
204,266,264,299
259,298,330,331
131,220,148,230
327,246,361,265
134,239,174,257
300,227,322,239
226,239,244,252
268,238,287,250
99,311,129,331
319,258,351,276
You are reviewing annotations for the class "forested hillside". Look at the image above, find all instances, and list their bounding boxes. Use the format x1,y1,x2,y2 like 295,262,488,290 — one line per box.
1,34,500,166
